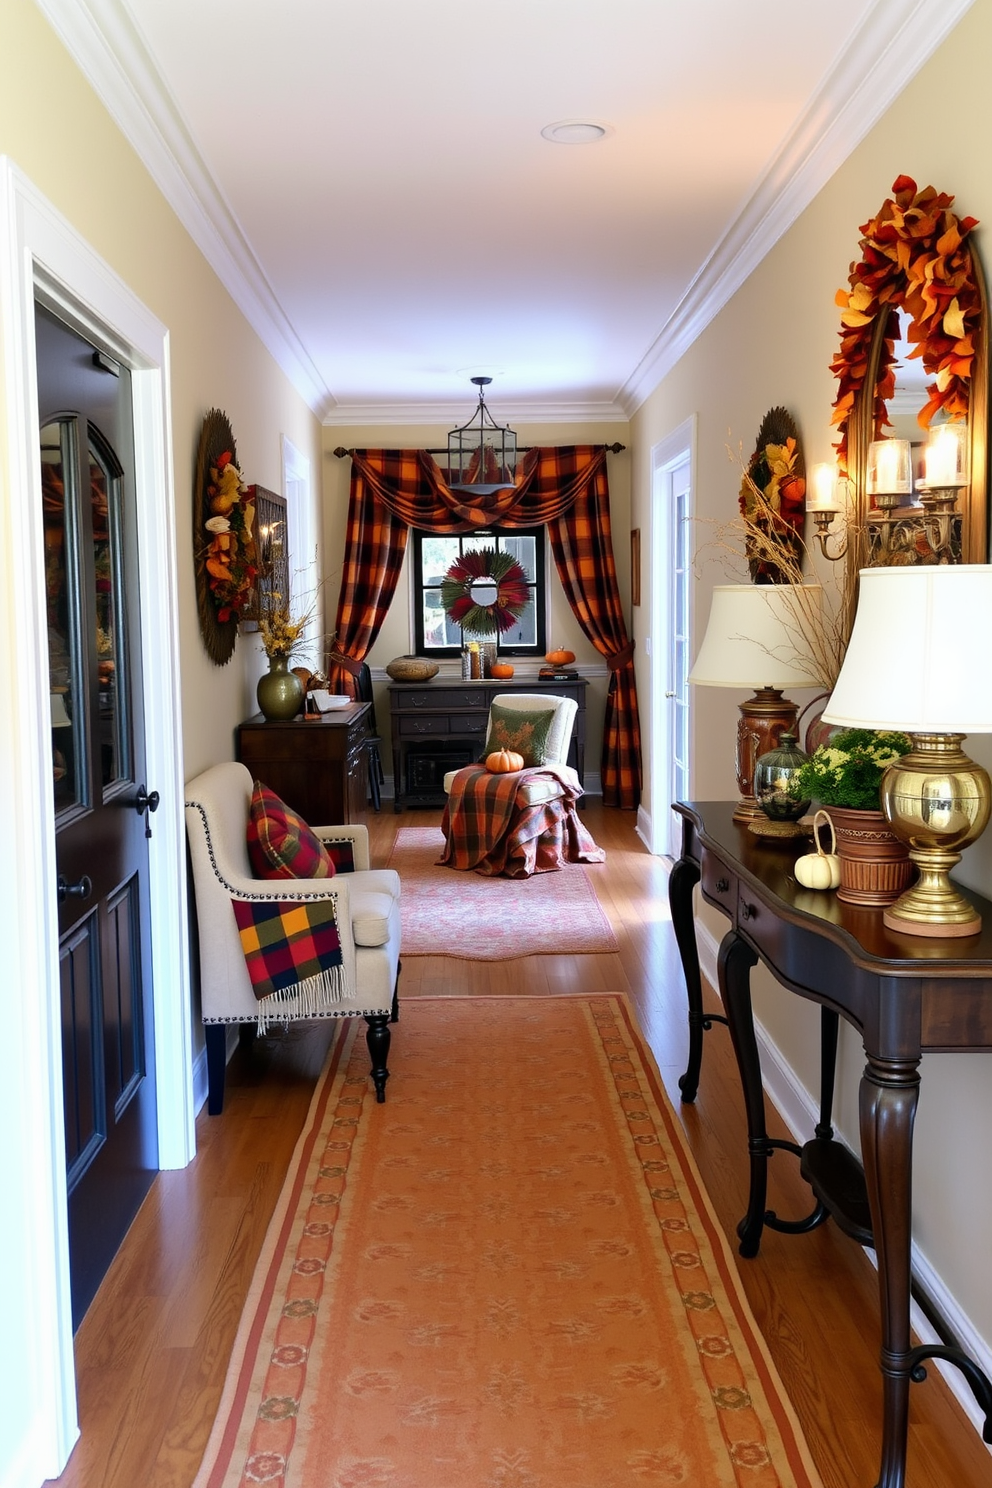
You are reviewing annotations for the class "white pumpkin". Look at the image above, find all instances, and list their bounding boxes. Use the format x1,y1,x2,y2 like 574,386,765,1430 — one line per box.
794,809,841,891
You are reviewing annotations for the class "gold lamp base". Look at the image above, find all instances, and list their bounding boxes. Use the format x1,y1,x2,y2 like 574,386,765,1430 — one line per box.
880,733,991,938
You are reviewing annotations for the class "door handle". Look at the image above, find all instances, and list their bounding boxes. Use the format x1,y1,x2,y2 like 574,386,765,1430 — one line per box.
58,874,92,904
127,784,160,838
665,690,676,698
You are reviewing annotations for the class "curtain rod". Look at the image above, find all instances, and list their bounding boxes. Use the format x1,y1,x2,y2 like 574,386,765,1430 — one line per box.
332,442,626,458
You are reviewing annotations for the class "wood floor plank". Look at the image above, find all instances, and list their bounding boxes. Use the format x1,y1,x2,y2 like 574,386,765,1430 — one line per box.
47,801,992,1488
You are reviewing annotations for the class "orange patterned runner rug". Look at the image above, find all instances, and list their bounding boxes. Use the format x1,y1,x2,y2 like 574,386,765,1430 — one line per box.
387,827,618,958
194,996,822,1488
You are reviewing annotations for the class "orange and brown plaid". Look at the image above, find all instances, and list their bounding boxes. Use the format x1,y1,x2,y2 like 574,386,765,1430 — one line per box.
329,445,642,808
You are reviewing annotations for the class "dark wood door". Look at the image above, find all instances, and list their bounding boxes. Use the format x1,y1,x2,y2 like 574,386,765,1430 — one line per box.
36,304,158,1330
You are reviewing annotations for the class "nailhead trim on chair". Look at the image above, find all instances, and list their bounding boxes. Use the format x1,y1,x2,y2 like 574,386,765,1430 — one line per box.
185,800,391,1021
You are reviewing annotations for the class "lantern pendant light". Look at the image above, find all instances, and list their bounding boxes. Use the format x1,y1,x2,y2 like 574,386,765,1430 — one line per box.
447,376,517,494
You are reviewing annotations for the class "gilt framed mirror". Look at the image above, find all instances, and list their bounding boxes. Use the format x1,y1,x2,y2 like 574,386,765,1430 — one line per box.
832,177,988,575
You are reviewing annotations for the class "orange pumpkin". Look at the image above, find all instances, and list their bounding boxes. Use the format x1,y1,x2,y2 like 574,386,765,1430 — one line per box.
486,748,524,774
545,647,575,666
490,661,515,679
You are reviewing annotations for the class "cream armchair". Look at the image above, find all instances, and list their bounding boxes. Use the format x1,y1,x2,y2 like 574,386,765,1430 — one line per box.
185,762,401,1114
443,692,580,804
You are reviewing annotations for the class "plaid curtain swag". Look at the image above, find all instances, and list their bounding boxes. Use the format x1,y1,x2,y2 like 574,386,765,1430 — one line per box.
329,445,642,808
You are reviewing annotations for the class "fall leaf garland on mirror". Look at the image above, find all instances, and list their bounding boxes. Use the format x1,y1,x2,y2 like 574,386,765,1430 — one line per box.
830,175,980,472
193,408,258,665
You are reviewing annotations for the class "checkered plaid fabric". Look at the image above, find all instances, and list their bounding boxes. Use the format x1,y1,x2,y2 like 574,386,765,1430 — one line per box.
328,447,641,808
232,898,345,1028
438,764,606,878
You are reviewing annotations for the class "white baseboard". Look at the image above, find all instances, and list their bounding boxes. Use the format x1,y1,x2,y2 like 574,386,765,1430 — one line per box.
190,1026,239,1117
694,919,992,1446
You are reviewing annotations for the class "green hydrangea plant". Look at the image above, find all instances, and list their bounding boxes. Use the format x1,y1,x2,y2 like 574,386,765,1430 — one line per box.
790,728,912,812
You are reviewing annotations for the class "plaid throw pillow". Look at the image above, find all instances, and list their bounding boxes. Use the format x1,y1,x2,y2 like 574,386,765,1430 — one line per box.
484,704,556,767
247,781,336,880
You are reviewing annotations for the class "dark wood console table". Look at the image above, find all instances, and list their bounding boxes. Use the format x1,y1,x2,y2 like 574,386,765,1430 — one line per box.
236,704,372,825
388,677,586,809
669,801,992,1488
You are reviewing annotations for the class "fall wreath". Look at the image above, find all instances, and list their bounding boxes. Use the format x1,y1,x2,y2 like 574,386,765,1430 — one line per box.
830,175,980,472
739,407,806,583
193,409,258,665
440,548,530,635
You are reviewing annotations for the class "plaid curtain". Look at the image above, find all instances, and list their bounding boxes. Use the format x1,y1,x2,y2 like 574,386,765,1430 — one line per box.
329,446,641,808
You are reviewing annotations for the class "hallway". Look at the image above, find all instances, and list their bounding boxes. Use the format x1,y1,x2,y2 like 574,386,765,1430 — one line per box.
50,803,992,1488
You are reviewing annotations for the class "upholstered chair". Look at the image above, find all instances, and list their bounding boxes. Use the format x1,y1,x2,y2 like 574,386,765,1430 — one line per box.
185,761,401,1114
443,692,580,806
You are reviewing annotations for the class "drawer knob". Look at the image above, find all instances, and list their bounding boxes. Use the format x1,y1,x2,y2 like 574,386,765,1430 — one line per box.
740,902,757,922
715,877,730,893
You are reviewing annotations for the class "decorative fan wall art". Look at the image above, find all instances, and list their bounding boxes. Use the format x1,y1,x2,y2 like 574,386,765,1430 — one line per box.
193,408,258,664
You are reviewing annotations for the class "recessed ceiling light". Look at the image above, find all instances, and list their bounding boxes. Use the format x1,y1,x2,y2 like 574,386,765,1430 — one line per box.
541,120,613,145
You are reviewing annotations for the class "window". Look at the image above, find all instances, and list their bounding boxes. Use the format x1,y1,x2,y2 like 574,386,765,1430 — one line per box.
413,526,547,657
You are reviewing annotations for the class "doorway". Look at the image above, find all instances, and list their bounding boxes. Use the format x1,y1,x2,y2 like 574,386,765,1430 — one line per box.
0,162,194,1476
36,305,159,1328
649,419,695,857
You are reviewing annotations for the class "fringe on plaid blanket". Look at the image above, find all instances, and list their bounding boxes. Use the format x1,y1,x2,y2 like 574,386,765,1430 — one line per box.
254,964,348,1034
232,897,347,1033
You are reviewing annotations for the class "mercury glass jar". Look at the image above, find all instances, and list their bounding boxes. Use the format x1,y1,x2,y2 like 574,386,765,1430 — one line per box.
754,731,810,823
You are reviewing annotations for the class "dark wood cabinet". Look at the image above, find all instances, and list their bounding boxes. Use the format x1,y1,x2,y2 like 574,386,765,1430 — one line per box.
388,678,587,809
236,704,372,825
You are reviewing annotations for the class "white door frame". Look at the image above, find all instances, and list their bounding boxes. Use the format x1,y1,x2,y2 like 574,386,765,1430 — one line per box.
0,160,194,1481
647,416,696,857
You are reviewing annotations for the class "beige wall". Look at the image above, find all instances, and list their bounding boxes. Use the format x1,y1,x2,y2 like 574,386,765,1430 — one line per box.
321,421,631,779
630,1,992,1349
1,0,324,783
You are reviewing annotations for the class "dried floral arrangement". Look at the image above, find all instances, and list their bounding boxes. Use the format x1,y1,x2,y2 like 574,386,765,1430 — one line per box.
700,444,862,695
830,175,980,472
738,407,806,582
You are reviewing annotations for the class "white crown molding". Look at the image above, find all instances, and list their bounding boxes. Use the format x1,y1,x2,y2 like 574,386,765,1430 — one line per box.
322,398,629,428
618,0,977,416
34,0,335,419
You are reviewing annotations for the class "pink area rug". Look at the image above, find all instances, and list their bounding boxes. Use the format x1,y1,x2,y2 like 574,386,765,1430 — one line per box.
387,827,619,959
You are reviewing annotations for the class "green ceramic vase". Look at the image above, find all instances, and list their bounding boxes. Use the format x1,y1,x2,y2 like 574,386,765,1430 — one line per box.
256,656,303,721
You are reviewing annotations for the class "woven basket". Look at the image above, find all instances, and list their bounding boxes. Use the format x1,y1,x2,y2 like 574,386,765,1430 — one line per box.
385,655,439,683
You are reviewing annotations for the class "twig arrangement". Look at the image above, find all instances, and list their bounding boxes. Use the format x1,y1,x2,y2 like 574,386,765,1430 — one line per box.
695,445,864,693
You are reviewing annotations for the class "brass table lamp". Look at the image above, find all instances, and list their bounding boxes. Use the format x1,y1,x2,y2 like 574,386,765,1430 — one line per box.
823,565,992,937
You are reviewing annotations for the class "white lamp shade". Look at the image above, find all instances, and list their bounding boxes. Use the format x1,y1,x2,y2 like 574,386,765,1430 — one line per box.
823,565,992,733
688,583,823,690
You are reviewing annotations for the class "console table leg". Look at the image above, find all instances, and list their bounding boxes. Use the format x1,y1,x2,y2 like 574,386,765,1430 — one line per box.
860,1052,920,1488
669,854,704,1101
718,930,766,1258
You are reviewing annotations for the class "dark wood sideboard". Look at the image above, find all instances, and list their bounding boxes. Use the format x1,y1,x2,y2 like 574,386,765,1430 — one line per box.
388,677,587,810
236,703,372,825
669,800,992,1488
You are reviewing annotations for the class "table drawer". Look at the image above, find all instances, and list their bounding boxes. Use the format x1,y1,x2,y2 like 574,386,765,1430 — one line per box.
399,714,450,737
701,856,737,916
392,687,487,711
449,712,489,735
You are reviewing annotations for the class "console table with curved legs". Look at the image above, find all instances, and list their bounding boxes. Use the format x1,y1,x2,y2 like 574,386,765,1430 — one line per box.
669,801,992,1488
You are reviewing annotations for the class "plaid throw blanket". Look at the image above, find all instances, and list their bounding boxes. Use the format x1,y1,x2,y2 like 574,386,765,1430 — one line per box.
438,764,606,878
232,897,346,1031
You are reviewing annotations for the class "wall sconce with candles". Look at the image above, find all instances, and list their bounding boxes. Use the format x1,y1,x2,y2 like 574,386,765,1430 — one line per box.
807,463,851,561
917,421,968,561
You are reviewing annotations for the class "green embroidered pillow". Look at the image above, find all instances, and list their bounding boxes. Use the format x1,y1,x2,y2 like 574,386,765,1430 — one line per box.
484,704,556,767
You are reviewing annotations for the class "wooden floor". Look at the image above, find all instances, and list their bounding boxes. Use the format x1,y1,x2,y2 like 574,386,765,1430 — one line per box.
49,802,992,1487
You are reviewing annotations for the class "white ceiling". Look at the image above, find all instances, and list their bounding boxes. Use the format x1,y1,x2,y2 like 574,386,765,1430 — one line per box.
39,0,973,422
